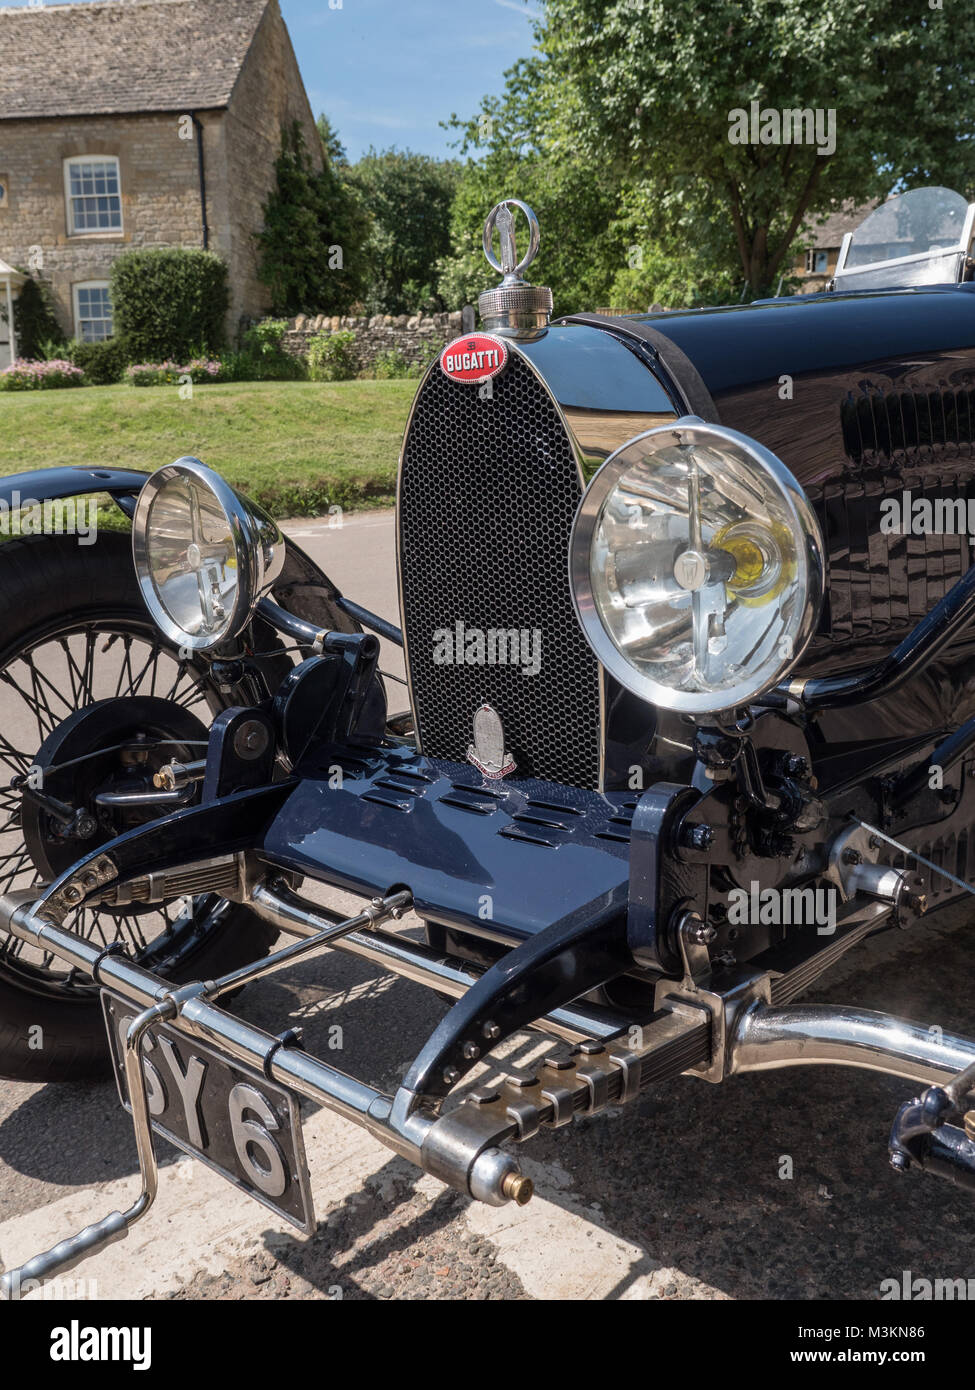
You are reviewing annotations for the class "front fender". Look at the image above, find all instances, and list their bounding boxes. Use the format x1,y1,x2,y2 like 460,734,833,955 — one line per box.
0,465,361,636
0,464,149,515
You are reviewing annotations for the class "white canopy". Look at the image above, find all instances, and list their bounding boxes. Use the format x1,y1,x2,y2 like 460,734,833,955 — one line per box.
0,260,27,369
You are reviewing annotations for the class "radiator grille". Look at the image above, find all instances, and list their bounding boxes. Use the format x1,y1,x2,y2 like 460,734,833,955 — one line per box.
399,351,601,787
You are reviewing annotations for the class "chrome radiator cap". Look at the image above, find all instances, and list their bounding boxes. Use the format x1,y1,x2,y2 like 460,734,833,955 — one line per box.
478,198,553,337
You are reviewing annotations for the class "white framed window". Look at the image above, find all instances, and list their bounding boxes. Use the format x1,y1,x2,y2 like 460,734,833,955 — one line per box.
64,156,122,235
805,248,829,274
73,281,113,342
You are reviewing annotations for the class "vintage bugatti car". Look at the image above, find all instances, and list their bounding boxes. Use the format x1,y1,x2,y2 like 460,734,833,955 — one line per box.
4,188,975,1296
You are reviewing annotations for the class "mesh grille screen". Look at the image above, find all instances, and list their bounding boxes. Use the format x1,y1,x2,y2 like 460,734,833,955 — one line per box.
399,351,601,787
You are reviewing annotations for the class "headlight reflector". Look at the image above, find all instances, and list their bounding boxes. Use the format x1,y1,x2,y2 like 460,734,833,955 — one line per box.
132,457,284,651
569,420,824,712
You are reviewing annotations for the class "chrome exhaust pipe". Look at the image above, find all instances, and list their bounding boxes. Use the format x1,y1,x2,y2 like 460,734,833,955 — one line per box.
731,1002,975,1091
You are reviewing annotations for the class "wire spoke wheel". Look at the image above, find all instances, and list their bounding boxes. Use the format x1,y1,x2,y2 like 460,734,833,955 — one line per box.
0,533,282,1082
0,617,221,996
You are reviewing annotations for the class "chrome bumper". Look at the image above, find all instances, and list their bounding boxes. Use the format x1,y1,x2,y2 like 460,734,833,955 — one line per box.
3,858,975,1299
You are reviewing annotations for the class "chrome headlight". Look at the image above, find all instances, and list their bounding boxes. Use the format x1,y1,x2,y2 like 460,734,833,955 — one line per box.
569,420,825,713
132,457,285,652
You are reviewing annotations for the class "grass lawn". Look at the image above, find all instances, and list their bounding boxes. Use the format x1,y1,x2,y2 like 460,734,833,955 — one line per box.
0,379,417,517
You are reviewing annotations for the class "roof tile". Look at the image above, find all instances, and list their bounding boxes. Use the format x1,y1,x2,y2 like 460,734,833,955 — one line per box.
0,0,269,120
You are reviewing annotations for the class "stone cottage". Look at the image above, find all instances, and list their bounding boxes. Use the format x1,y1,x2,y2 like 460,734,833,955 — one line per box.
0,0,321,358
793,201,879,293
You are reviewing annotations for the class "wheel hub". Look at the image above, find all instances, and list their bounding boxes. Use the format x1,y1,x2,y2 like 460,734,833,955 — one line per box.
20,696,209,893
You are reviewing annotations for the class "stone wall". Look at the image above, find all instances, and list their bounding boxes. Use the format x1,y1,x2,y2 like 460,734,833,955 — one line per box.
282,309,472,370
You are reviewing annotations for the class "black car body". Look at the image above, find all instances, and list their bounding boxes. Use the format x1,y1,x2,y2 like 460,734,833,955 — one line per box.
4,189,975,1296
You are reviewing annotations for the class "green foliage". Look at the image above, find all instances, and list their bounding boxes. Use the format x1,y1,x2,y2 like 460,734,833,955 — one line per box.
308,330,359,382
110,249,228,360
243,318,291,354
13,277,66,360
35,337,72,362
68,337,131,385
257,121,371,316
234,319,306,380
216,350,253,384
317,113,349,169
535,0,975,296
605,189,741,309
347,150,459,314
371,348,415,379
438,59,634,314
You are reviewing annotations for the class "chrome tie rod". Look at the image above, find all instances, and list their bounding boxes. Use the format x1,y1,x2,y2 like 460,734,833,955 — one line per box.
0,887,485,1301
0,872,642,1300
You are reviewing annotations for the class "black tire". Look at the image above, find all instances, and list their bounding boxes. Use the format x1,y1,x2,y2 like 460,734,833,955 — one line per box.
0,904,276,1084
0,532,279,1083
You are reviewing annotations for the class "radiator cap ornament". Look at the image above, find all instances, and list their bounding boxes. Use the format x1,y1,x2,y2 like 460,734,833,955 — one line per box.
478,198,553,337
467,703,517,780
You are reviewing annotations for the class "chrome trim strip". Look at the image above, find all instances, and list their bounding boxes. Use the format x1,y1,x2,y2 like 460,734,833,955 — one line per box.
395,356,441,757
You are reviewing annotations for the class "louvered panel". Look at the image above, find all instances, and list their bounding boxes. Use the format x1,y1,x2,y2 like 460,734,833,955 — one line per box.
812,387,975,646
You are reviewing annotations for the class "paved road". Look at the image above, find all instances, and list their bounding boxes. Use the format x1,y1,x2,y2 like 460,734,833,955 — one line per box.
1,512,975,1301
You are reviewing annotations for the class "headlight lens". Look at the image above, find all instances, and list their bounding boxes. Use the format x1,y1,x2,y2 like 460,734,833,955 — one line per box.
569,420,824,712
132,457,285,651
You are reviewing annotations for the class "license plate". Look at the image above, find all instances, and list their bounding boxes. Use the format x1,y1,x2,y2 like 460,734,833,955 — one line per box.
101,993,314,1233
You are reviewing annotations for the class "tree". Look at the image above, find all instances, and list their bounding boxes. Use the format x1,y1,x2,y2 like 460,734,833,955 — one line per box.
347,149,459,314
317,113,349,169
534,0,975,296
13,275,65,359
257,121,371,317
438,59,632,314
439,56,733,313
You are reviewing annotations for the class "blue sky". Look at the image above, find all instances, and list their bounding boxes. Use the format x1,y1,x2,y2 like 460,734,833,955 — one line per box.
288,0,538,160
1,0,539,160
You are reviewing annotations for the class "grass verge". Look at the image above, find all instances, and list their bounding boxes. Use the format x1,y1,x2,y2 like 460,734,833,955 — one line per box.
0,379,416,517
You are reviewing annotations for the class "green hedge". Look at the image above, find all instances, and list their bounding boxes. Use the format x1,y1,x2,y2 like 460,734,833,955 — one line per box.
110,249,229,361
307,330,358,382
69,337,131,385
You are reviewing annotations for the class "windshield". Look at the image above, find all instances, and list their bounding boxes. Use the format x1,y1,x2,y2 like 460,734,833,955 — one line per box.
831,186,973,290
846,187,970,267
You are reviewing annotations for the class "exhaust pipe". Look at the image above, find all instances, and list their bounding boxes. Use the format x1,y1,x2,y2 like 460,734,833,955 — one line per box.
731,1002,975,1090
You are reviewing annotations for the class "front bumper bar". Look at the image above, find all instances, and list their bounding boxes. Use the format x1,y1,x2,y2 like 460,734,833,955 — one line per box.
4,860,975,1299
0,872,709,1298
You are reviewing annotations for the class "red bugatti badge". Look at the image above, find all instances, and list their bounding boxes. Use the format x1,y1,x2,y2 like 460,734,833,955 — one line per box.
440,333,508,385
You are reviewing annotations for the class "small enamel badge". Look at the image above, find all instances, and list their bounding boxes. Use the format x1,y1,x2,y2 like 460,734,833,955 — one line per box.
467,703,517,779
